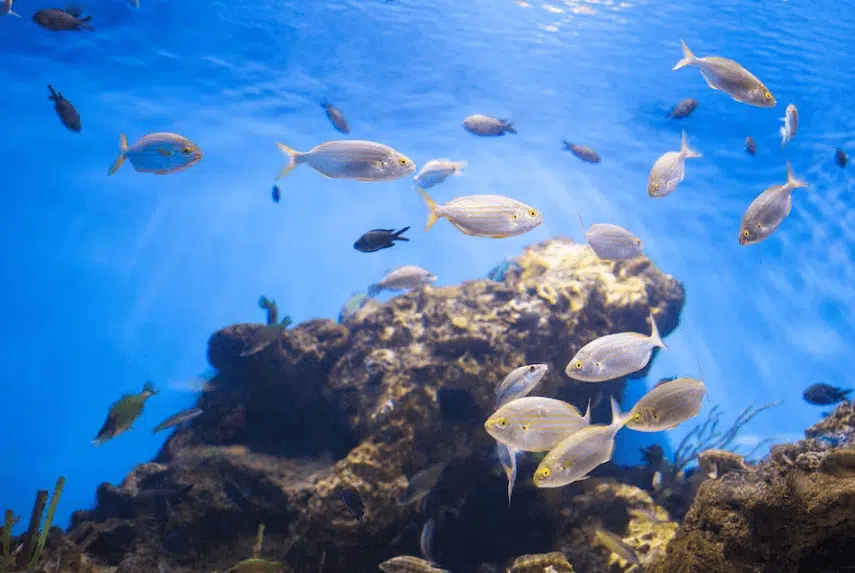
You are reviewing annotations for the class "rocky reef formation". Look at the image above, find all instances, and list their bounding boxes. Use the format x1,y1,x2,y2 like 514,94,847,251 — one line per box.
646,402,855,573
57,237,687,573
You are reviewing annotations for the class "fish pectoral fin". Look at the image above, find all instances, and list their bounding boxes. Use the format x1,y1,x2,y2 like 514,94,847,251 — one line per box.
157,148,172,157
698,69,720,91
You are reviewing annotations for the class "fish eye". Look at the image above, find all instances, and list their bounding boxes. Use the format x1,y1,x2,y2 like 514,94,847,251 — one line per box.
183,146,192,154
398,157,408,166
741,229,750,238
536,467,551,479
496,417,508,428
529,365,536,372
573,361,584,370
631,413,642,422
764,91,772,100
528,209,538,218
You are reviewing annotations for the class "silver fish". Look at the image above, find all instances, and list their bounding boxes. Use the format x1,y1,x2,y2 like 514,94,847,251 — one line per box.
593,529,640,567
152,407,203,434
496,442,518,507
417,187,542,239
533,396,626,488
398,462,447,506
779,104,798,147
109,133,202,175
275,140,414,181
414,159,467,189
648,131,701,197
579,215,643,261
562,141,600,163
485,397,591,452
419,518,436,563
321,100,350,134
672,40,776,108
462,115,516,136
669,98,698,120
1,0,20,17
368,265,437,296
625,378,706,432
379,556,448,573
495,363,549,409
651,471,662,491
739,161,808,246
566,311,668,382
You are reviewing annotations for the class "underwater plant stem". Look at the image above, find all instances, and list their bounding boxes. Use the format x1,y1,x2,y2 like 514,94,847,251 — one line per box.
3,509,15,572
27,477,65,571
17,491,47,570
253,523,265,558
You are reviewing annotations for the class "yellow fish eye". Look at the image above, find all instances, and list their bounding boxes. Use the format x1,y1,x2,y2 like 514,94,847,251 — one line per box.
574,361,584,370
536,466,551,479
741,229,750,238
635,238,642,245
764,91,772,100
631,412,642,423
183,146,192,154
528,209,538,218
495,417,508,428
398,157,408,166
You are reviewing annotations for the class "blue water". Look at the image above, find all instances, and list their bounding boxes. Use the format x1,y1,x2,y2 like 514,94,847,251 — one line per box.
2,0,853,531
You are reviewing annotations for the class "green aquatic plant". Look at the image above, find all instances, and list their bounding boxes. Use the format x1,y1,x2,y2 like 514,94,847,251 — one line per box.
1,477,65,573
258,296,292,327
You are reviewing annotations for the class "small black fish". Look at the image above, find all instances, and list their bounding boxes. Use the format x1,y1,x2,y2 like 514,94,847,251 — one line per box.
639,444,664,466
669,98,698,120
562,140,600,163
745,136,757,156
354,227,410,253
339,486,364,521
836,149,848,168
47,85,81,132
803,383,853,406
33,5,93,31
272,185,280,202
321,100,350,135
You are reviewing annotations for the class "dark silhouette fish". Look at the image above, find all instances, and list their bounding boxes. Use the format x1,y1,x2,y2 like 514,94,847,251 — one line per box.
272,185,280,202
562,140,601,163
669,98,698,119
803,383,852,406
47,85,81,132
321,100,350,134
92,381,158,445
354,227,410,253
33,5,93,31
152,407,203,434
837,149,848,168
745,136,757,156
339,486,365,521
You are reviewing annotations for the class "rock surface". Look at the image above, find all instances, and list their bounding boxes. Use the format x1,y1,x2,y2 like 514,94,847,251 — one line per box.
62,237,685,573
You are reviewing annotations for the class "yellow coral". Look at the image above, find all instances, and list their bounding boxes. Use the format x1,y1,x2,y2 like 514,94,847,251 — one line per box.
536,282,558,305
456,352,480,375
450,315,469,330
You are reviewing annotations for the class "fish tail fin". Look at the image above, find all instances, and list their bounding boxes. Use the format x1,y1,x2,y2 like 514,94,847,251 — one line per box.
501,119,516,134
562,139,572,150
680,130,702,159
648,310,668,350
673,39,697,71
393,226,411,241
367,284,382,297
108,134,129,175
142,380,158,395
417,186,441,232
582,399,592,424
454,160,468,175
8,9,20,16
47,84,57,100
785,160,809,190
275,142,303,180
609,395,628,429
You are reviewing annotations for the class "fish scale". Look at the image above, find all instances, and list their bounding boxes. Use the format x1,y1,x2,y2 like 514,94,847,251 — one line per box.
486,397,590,452
626,378,706,432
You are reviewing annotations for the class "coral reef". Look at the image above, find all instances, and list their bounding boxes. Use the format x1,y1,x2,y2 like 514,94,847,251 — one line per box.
59,238,686,573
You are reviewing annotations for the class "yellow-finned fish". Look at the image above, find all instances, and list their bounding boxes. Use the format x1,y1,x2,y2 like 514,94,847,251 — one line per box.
462,114,516,136
625,377,707,432
593,529,640,567
414,158,468,189
738,161,808,246
275,140,415,181
485,396,591,452
648,131,701,198
417,187,542,238
108,133,202,175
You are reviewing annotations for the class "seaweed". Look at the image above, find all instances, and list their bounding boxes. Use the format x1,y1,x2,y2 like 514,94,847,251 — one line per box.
252,523,265,558
258,296,292,327
1,477,65,573
673,401,782,472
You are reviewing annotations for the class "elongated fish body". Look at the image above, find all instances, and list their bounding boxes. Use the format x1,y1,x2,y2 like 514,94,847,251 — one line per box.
276,140,415,181
47,85,81,132
463,114,516,136
321,100,350,134
495,364,549,408
33,7,93,30
398,462,447,506
625,378,706,432
669,98,698,119
414,159,468,189
152,407,203,434
672,40,775,107
369,265,437,296
225,558,284,573
419,518,435,563
533,397,626,488
562,141,600,163
417,187,542,238
566,311,667,382
109,133,202,175
585,222,643,260
92,382,158,445
496,442,518,507
380,556,449,573
1,0,20,17
594,529,640,566
648,131,701,197
739,161,808,245
485,397,591,452
779,104,798,147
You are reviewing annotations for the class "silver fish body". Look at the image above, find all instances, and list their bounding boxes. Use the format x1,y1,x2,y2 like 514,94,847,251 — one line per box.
414,159,467,189
109,133,202,175
321,101,350,134
779,104,798,147
369,266,437,296
419,519,436,563
496,442,518,507
585,222,643,260
562,141,600,163
1,0,20,16
276,140,415,181
495,363,549,408
152,407,203,434
593,529,640,566
398,462,447,506
418,188,542,239
533,397,626,488
380,556,449,573
673,40,775,108
625,377,706,432
463,114,516,136
648,131,701,197
566,311,667,382
739,161,808,246
485,397,591,452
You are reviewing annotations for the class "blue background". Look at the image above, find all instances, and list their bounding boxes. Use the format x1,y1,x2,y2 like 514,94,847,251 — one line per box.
1,0,852,530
